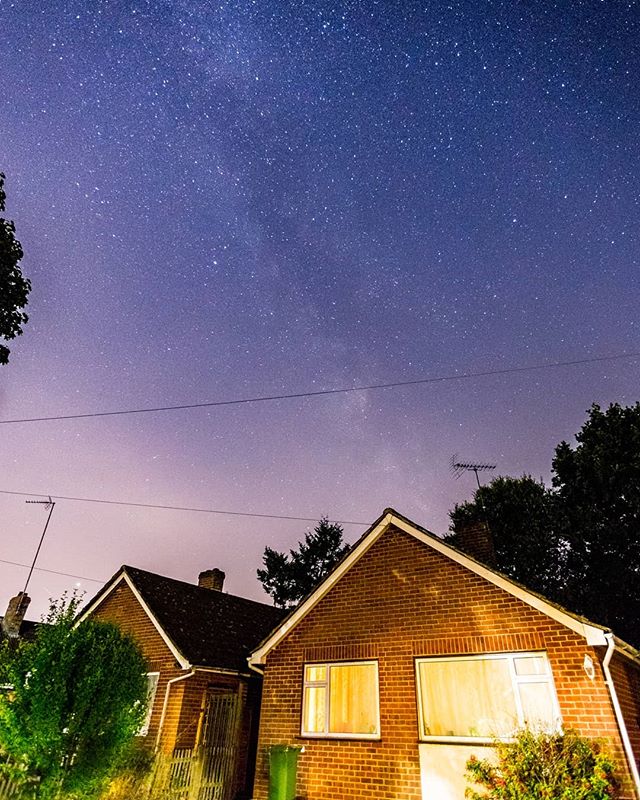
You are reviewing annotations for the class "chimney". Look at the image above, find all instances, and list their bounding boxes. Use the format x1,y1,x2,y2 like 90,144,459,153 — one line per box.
454,522,496,567
198,569,225,591
1,592,31,639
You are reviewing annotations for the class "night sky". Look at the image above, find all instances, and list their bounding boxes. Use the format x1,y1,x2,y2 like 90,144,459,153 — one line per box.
1,0,638,619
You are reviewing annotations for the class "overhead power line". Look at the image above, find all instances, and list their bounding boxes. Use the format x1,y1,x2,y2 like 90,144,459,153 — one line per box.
0,492,370,588
0,351,637,426
0,557,104,584
0,489,370,526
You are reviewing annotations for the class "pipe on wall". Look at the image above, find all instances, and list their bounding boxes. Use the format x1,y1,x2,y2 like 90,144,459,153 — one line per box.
155,670,196,752
602,633,640,799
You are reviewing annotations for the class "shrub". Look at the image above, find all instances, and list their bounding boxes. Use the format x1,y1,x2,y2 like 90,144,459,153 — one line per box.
465,728,618,800
100,740,155,800
0,594,149,799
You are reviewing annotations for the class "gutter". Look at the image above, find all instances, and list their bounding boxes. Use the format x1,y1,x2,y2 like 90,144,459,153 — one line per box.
603,632,640,798
154,664,255,751
248,659,264,676
155,670,196,751
192,664,253,679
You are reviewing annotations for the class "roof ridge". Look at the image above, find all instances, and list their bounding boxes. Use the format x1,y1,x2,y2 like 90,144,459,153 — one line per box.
122,564,280,611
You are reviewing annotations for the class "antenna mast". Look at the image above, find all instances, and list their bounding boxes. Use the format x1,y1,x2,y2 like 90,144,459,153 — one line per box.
450,455,496,520
450,455,496,490
23,496,56,596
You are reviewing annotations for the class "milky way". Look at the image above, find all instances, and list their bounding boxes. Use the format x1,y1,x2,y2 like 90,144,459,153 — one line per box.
0,0,638,616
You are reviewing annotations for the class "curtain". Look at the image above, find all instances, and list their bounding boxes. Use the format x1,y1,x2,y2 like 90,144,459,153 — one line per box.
418,658,518,738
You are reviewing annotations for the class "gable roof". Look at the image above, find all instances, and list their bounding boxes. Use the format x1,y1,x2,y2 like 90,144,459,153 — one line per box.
250,507,620,667
80,566,286,674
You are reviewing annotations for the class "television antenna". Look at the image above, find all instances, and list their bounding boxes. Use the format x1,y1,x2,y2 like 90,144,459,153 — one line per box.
23,496,56,596
450,455,496,490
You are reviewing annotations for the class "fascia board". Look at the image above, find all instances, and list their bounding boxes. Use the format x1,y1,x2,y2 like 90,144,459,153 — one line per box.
78,572,191,670
250,510,609,666
192,665,252,678
249,513,394,666
612,636,640,668
389,515,609,646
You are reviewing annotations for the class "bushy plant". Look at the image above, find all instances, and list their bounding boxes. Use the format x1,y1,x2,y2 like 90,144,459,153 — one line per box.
465,728,618,800
0,593,149,799
99,740,155,800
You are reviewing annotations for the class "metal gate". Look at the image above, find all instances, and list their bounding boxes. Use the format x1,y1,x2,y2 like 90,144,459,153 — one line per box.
156,689,243,800
197,689,242,800
0,776,21,799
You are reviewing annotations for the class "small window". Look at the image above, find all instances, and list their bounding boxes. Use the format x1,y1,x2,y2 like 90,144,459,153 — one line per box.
138,672,160,736
302,661,380,739
415,652,560,743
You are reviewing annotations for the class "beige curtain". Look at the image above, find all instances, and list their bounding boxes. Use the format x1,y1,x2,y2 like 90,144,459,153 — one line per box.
329,663,378,735
418,658,518,738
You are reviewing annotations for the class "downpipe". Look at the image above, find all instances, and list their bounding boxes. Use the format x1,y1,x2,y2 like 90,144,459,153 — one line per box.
603,633,640,799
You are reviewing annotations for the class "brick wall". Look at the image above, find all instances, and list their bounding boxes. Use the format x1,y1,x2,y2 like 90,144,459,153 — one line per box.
610,653,640,773
254,524,638,800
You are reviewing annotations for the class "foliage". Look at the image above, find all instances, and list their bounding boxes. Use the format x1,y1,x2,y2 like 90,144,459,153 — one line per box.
0,173,31,365
99,740,155,800
258,517,350,607
449,475,561,597
465,728,618,800
0,594,149,799
450,403,640,646
552,402,640,644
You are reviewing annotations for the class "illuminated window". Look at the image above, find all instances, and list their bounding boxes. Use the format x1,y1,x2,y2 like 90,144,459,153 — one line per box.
302,661,380,738
138,672,159,736
415,653,560,742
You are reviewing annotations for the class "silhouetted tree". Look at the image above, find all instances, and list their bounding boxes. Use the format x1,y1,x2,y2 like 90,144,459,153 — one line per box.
449,475,561,597
258,518,350,608
552,402,640,644
0,173,30,365
449,402,640,646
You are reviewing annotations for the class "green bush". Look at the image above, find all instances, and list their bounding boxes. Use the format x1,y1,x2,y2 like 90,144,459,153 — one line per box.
0,594,149,799
100,740,155,800
465,728,618,800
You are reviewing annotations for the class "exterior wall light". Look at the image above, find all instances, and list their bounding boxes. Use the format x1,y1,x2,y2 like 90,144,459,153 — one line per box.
583,654,595,680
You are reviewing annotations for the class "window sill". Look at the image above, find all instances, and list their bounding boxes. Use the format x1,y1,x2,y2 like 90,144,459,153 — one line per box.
420,737,510,745
297,733,381,742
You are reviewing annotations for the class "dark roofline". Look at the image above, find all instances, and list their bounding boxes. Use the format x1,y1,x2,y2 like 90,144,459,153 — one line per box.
81,564,282,620
79,564,287,672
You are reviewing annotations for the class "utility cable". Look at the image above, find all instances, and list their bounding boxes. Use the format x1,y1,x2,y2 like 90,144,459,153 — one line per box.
0,351,637,426
0,557,104,584
0,489,370,525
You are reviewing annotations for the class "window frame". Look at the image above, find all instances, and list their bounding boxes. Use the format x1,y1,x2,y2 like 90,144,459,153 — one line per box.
138,671,160,737
301,660,381,740
415,651,561,744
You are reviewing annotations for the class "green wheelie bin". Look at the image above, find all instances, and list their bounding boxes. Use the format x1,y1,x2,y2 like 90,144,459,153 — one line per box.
268,744,302,800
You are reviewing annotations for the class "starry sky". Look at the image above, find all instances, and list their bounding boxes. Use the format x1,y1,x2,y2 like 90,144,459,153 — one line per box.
1,0,638,619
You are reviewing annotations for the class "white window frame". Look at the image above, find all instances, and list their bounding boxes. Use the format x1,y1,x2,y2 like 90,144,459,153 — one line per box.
301,660,381,740
415,652,562,744
138,671,160,737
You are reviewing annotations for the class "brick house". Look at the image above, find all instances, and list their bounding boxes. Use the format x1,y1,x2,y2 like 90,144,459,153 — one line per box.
80,565,285,800
249,508,640,800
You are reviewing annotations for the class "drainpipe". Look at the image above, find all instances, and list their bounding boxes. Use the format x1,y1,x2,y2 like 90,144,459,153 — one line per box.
155,670,196,752
603,633,640,799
